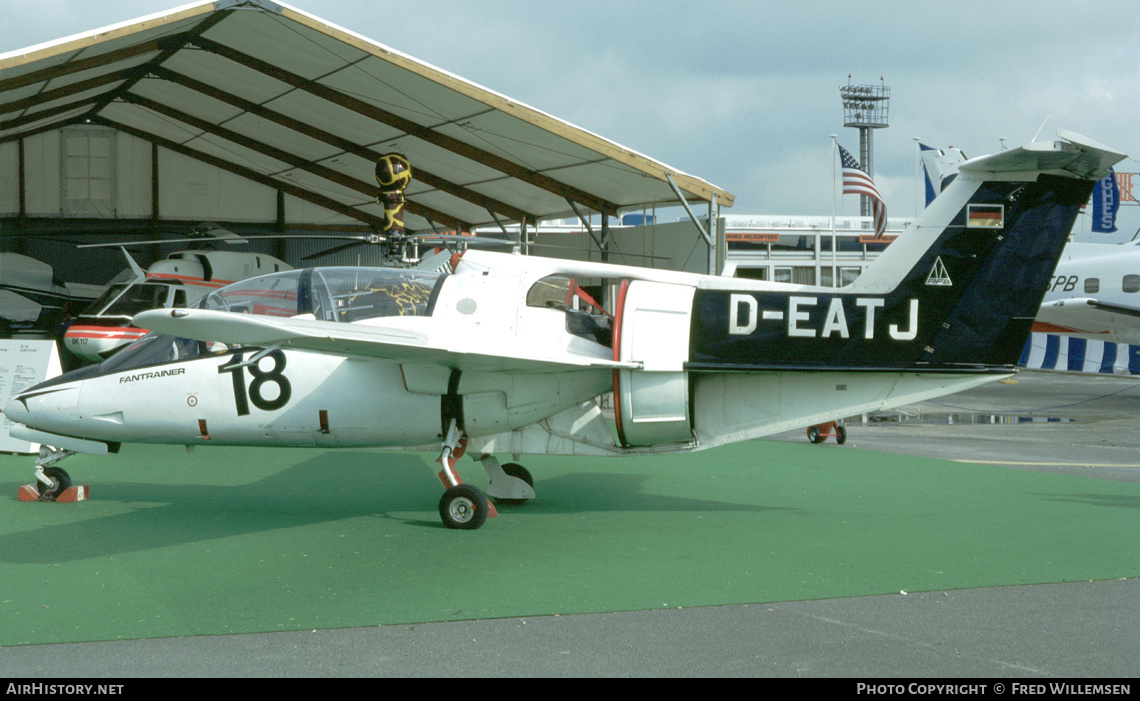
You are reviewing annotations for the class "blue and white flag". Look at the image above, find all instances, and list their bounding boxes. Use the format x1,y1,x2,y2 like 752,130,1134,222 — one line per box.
1091,168,1120,233
919,143,942,207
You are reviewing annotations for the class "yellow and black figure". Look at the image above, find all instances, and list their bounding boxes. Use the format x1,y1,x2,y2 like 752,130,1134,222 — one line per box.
375,153,413,235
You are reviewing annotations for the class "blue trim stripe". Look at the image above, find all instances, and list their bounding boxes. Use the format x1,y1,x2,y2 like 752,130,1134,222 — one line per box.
1019,334,1140,374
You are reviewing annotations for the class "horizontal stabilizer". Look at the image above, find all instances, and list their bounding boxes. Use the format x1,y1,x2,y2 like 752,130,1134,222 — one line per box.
960,130,1124,180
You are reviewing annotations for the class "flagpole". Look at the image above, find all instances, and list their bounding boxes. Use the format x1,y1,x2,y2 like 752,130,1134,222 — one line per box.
830,135,837,287
913,137,921,219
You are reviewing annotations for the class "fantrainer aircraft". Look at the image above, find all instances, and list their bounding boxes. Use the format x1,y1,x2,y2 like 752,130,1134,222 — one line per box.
3,131,1125,529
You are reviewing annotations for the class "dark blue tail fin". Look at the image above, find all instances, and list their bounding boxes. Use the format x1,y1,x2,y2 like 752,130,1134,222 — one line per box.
689,132,1127,372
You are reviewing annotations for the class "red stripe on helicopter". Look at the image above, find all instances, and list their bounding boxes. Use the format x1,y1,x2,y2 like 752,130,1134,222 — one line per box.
64,326,149,340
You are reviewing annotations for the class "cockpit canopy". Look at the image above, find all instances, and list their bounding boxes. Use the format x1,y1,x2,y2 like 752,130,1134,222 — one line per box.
92,267,444,377
201,267,444,322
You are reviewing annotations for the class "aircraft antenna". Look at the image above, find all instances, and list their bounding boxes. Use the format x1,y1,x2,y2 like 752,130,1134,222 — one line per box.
1031,113,1051,143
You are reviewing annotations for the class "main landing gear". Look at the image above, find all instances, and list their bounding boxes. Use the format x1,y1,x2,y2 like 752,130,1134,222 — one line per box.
435,420,535,530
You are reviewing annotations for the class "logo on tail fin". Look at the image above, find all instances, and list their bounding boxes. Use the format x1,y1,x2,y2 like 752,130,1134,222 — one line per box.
926,257,952,287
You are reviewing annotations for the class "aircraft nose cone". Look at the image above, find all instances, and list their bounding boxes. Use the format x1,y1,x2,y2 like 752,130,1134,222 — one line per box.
2,396,29,425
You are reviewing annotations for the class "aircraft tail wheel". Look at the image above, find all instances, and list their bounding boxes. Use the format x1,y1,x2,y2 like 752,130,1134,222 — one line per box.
439,484,490,530
807,426,821,444
837,425,848,445
37,467,72,500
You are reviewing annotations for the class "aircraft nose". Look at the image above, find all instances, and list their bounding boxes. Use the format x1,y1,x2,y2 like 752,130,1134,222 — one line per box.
2,396,29,425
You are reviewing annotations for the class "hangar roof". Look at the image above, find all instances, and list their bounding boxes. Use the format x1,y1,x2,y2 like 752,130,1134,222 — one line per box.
0,0,734,234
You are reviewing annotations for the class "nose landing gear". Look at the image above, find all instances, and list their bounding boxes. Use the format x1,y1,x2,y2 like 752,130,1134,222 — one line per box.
18,447,88,502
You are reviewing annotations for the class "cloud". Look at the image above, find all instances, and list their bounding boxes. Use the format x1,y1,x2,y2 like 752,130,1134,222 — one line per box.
3,0,1138,235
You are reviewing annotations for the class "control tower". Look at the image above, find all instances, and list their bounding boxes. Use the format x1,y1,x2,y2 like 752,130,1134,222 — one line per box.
840,76,890,216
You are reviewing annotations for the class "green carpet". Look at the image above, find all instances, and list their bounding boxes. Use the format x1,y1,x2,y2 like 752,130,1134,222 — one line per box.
1,439,1136,646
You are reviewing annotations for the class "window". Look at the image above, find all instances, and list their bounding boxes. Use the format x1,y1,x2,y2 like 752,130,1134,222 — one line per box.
62,126,116,216
734,267,769,281
1085,278,1099,294
526,274,612,347
839,267,862,287
527,274,575,309
774,267,816,285
1123,275,1139,293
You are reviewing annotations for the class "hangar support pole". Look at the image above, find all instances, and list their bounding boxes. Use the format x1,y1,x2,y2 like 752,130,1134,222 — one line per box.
151,142,160,226
708,192,719,276
665,172,717,274
600,205,610,264
17,138,26,235
566,199,607,255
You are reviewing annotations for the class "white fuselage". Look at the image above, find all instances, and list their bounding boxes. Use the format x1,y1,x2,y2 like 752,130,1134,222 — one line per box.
1037,242,1140,344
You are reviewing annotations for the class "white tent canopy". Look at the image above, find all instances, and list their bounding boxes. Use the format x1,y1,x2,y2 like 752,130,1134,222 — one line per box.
0,0,733,235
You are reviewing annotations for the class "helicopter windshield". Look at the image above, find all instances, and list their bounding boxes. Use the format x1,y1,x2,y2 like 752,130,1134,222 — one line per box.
82,282,181,318
199,267,444,322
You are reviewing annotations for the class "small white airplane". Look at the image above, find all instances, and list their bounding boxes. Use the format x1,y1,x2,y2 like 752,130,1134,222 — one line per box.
1035,241,1140,345
63,235,292,362
0,252,104,337
3,131,1125,529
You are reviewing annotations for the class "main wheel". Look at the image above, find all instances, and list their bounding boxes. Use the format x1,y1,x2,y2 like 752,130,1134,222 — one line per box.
493,462,534,505
38,466,71,499
836,425,848,445
439,484,489,530
807,426,821,444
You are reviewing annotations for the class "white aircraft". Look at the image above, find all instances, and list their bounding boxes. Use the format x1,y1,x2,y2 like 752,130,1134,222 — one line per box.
63,240,292,362
0,252,104,337
3,132,1125,529
1035,241,1140,345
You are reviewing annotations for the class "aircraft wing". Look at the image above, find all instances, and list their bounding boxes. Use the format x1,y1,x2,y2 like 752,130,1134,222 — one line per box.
1036,297,1140,343
133,308,638,373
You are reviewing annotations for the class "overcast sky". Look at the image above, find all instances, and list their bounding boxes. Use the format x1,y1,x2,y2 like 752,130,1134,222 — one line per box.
4,0,1139,239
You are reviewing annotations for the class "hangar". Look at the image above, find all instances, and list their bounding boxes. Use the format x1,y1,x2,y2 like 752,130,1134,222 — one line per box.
0,0,734,281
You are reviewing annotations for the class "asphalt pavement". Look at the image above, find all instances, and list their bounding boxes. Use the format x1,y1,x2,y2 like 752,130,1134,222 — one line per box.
2,370,1137,678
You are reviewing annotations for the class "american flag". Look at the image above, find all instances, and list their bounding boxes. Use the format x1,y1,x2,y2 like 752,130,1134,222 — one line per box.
839,145,887,238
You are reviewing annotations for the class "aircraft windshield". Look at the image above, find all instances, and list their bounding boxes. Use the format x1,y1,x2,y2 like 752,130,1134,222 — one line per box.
82,282,179,318
200,267,444,322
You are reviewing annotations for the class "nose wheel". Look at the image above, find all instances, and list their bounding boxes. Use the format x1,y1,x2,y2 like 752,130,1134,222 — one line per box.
439,484,490,530
36,466,72,500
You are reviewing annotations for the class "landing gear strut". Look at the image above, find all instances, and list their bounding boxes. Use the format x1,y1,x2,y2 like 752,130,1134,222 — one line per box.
433,421,535,529
435,420,496,529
